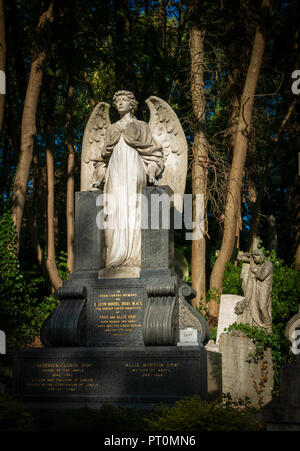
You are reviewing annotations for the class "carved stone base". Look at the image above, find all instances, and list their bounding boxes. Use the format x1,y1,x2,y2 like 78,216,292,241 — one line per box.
219,331,274,407
99,266,140,279
13,346,221,410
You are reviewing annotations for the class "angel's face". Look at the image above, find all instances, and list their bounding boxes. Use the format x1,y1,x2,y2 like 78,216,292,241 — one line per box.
253,252,263,264
115,95,131,116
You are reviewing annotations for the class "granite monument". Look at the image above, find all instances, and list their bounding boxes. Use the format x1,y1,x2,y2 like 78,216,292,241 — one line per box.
13,92,220,410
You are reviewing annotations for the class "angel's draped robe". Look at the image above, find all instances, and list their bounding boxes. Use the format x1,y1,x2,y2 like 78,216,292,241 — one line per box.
100,119,164,270
240,261,273,332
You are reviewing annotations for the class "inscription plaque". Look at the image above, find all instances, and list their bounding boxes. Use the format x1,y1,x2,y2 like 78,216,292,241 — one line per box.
13,347,218,407
87,286,145,346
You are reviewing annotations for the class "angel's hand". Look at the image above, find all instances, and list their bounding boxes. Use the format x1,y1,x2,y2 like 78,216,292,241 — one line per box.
88,181,101,190
237,252,250,262
148,177,158,186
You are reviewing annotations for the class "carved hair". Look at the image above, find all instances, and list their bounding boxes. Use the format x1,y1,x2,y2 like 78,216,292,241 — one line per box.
113,90,138,113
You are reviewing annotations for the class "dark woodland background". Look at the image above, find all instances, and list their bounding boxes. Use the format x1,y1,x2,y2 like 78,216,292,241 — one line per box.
0,0,299,355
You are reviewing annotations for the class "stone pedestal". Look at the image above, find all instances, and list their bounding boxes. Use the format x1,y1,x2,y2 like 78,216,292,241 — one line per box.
13,346,220,409
13,187,219,410
263,358,300,431
219,330,273,407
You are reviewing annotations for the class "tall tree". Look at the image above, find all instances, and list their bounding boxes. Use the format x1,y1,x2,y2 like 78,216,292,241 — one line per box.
0,0,6,131
65,78,75,273
45,42,62,291
295,102,300,270
188,0,209,308
11,1,55,251
209,0,273,320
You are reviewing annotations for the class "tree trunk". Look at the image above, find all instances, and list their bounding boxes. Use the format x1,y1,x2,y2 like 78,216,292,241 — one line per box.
209,0,273,320
11,2,54,251
0,0,6,131
24,203,51,290
65,80,75,273
45,40,62,292
295,103,300,270
46,118,62,291
188,1,209,309
296,173,300,270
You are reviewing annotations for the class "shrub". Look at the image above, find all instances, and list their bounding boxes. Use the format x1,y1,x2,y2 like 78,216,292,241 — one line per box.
0,210,58,350
143,396,260,431
54,405,147,431
0,394,34,431
222,262,243,296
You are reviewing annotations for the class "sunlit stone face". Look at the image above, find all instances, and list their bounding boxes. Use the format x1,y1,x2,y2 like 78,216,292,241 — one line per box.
115,95,131,115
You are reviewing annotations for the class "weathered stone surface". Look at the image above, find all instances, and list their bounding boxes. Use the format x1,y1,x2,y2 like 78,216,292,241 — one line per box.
216,294,242,343
219,331,274,407
178,285,210,346
236,249,273,333
81,94,188,214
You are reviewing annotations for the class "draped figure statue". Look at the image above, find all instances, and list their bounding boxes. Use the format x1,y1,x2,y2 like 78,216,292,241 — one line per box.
81,91,188,277
235,249,273,333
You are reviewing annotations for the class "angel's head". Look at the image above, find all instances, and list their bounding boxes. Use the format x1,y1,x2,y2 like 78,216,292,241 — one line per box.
113,91,138,116
252,248,264,264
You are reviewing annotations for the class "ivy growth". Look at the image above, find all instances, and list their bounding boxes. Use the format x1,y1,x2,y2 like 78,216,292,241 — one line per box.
227,322,291,393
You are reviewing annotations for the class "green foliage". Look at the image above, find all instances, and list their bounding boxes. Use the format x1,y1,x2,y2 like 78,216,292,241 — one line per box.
53,405,147,432
0,394,35,431
0,210,58,350
56,250,69,280
270,261,300,326
143,396,260,431
223,262,243,296
0,396,263,431
209,326,217,342
227,322,291,392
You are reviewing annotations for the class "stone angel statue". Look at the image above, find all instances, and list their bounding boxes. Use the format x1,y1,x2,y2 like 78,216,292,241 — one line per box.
80,91,188,274
235,249,273,333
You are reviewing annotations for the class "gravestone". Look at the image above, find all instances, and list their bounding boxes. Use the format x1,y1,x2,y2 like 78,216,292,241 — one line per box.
13,186,220,410
263,308,300,430
216,294,241,344
219,330,274,407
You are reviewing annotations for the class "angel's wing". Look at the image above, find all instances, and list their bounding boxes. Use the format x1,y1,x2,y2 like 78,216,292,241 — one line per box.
80,102,111,191
146,96,188,213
